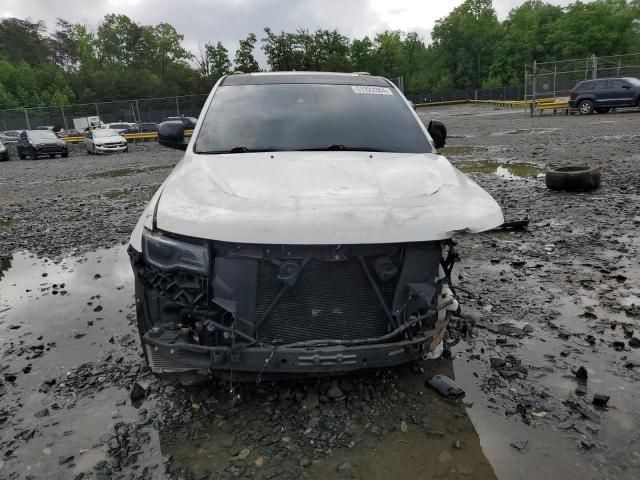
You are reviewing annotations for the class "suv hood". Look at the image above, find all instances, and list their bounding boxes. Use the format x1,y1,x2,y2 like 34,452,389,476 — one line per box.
147,151,503,245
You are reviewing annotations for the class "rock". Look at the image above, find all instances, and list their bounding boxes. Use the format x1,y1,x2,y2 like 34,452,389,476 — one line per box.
400,421,408,433
34,408,50,418
107,437,120,450
438,450,452,463
336,461,353,478
93,305,103,312
453,440,463,449
490,357,506,368
612,341,625,351
575,383,587,396
58,455,74,465
237,448,250,460
327,382,344,401
592,393,610,407
129,382,147,402
254,456,265,467
299,457,311,467
427,375,465,398
302,392,319,410
510,440,528,452
629,337,640,348
575,366,588,383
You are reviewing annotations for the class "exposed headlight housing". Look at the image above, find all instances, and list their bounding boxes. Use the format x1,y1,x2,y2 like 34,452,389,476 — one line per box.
142,229,209,274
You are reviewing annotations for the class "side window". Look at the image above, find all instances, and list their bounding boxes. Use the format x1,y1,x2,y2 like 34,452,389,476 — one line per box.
578,81,593,91
610,80,623,89
594,80,608,90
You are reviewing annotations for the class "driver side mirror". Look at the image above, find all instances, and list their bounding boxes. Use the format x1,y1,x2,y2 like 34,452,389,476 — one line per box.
428,120,447,149
158,121,188,150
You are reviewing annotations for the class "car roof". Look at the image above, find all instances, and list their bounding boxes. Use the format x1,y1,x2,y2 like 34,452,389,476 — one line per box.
221,71,391,87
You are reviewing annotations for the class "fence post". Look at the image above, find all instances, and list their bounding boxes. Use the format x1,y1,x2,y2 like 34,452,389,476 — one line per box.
591,54,597,80
61,106,68,130
553,65,557,98
135,100,142,123
24,109,31,130
95,103,100,122
531,60,537,117
175,96,180,116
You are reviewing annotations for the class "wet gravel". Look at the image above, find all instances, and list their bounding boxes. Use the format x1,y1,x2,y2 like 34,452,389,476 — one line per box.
1,106,639,479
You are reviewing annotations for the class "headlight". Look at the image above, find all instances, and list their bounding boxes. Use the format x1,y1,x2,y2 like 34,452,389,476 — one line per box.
0,145,5,152
142,229,209,274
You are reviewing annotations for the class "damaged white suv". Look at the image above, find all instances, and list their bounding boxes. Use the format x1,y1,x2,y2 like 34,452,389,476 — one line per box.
129,72,503,381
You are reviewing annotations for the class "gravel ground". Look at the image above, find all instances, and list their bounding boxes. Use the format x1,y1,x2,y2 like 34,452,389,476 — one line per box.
1,105,639,480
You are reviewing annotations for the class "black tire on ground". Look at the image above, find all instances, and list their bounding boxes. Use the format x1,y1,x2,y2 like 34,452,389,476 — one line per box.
578,100,594,115
595,107,610,114
49,154,55,158
18,151,25,159
62,151,68,158
545,166,601,192
29,147,37,160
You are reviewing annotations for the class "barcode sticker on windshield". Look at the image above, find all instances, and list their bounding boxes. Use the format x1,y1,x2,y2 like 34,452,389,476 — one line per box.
351,86,394,95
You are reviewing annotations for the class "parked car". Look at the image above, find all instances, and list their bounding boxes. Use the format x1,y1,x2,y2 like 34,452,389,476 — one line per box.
58,128,84,138
0,141,9,161
84,128,128,154
569,77,640,114
137,122,159,133
105,122,136,134
17,130,69,159
163,116,198,129
129,72,503,382
0,130,22,143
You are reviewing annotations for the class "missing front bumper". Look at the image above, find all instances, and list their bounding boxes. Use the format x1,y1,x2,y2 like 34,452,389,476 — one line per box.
142,319,448,377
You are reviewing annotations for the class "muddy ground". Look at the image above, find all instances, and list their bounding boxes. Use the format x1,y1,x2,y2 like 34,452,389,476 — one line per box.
1,104,639,480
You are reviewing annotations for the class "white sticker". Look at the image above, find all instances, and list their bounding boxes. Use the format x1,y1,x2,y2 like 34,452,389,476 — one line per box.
351,86,394,95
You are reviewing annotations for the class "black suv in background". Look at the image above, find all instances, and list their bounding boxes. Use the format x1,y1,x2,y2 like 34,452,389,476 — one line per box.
569,77,640,114
17,130,69,159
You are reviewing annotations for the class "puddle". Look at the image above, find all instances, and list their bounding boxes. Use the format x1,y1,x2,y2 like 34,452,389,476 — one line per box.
456,161,544,179
160,362,497,480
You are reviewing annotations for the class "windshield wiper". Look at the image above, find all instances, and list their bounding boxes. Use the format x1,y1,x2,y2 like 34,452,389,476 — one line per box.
301,145,396,152
198,146,280,154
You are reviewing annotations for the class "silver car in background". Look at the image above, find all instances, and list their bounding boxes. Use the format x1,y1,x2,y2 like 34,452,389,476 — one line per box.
84,128,128,154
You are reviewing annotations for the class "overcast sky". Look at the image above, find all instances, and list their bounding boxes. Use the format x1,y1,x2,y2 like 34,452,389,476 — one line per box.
2,0,577,64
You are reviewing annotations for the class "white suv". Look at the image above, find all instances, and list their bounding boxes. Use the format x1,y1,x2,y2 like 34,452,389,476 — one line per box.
129,72,503,382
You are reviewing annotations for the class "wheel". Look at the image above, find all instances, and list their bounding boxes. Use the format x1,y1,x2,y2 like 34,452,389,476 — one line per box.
578,100,594,115
18,149,25,160
29,147,37,159
49,154,55,159
545,166,601,192
62,151,68,158
595,107,610,114
124,146,129,153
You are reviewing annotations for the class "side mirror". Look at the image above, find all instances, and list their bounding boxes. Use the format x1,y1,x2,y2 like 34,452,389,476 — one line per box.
428,120,447,149
158,121,188,150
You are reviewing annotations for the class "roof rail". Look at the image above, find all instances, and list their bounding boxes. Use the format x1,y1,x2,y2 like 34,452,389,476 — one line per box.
354,71,371,75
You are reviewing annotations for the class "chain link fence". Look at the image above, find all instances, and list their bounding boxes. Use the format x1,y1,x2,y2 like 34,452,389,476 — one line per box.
405,85,525,104
525,53,640,100
0,94,209,131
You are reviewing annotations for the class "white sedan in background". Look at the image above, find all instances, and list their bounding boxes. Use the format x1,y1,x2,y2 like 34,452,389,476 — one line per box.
84,128,128,154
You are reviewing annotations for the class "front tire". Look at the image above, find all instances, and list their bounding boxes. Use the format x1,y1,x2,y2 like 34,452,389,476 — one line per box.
595,107,610,114
62,151,68,158
578,100,594,115
29,147,37,159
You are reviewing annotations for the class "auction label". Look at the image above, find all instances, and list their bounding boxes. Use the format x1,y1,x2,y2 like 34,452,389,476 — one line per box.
351,86,394,95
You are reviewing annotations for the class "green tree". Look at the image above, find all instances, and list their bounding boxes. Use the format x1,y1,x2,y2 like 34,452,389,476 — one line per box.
546,0,640,59
205,41,231,80
234,33,260,72
431,0,502,88
0,18,50,64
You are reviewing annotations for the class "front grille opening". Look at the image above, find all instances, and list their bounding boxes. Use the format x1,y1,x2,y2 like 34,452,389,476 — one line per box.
256,257,393,344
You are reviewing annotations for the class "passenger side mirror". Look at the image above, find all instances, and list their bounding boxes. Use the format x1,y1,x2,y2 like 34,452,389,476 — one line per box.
158,121,188,151
428,120,447,149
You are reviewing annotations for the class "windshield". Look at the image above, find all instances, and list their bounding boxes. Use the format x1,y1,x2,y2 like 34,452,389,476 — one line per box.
195,83,430,154
29,130,58,140
94,129,120,138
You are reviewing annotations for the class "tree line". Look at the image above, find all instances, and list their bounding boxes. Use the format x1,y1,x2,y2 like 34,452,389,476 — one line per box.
1,0,639,109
